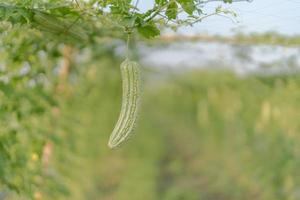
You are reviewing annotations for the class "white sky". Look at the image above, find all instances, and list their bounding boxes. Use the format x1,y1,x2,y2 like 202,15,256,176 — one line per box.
139,0,300,36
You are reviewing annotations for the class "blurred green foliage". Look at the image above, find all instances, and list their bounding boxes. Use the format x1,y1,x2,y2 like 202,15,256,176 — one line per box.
2,1,297,200
1,4,300,198
1,29,300,198
46,66,299,200
6,56,300,200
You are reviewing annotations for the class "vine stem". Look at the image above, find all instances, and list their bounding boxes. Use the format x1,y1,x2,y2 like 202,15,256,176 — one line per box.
126,33,131,60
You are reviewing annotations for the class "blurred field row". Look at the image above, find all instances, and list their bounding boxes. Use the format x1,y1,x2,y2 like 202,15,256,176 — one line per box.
42,59,300,200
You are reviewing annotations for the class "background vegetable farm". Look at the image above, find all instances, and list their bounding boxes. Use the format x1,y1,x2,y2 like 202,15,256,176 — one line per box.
1,0,300,200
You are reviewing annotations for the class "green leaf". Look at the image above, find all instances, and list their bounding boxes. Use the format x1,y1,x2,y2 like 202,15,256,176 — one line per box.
223,0,233,3
137,22,160,38
166,1,178,20
121,16,137,27
177,0,196,15
155,0,167,6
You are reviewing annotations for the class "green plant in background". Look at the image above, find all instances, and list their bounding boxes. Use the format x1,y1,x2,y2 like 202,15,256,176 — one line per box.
6,0,299,200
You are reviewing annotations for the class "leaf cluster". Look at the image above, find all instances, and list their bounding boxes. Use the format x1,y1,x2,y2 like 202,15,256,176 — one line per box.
0,0,250,41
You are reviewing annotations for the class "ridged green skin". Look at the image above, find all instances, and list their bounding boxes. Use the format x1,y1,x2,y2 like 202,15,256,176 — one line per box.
33,11,87,41
108,59,141,148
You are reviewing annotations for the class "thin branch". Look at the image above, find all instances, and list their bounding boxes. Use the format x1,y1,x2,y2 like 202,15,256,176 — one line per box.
144,0,175,23
216,13,238,23
190,11,222,25
134,0,140,9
